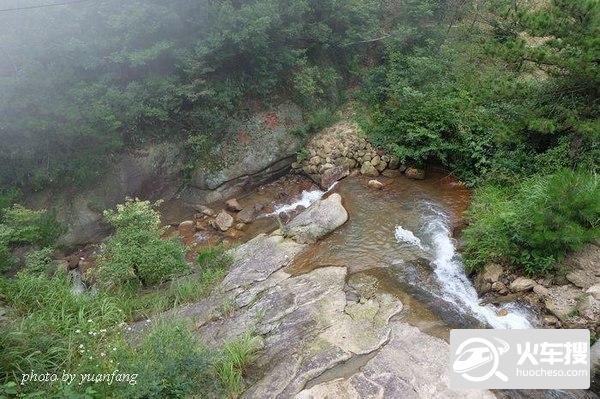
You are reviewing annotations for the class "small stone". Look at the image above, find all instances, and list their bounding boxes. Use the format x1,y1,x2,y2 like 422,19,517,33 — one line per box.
215,210,234,231
225,198,243,212
195,205,215,217
368,180,384,190
360,161,379,177
405,167,425,180
496,308,508,317
509,277,537,292
309,156,322,166
375,161,387,172
543,315,559,325
235,223,246,231
178,220,196,238
481,263,503,284
371,155,381,167
236,207,255,224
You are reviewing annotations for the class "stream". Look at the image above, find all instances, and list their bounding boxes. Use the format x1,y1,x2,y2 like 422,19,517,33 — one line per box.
262,172,536,335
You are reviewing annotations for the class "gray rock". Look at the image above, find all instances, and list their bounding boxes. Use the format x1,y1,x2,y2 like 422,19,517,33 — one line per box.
533,284,549,297
509,277,536,292
195,205,215,217
285,193,348,244
388,156,400,170
236,207,256,224
592,340,600,374
544,285,581,321
215,210,234,231
370,155,381,167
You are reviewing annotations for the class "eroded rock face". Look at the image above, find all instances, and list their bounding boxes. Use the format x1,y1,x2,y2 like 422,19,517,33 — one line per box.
284,193,348,244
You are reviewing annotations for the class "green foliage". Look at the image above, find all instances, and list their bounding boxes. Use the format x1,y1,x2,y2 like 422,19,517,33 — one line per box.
359,0,599,184
463,169,600,275
0,243,244,398
114,321,216,399
1,205,62,247
96,199,187,289
23,247,56,275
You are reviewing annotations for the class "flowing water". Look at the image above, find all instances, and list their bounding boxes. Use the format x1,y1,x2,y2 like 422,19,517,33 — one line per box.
269,171,536,333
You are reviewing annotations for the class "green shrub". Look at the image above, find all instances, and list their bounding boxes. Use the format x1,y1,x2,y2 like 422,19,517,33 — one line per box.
96,199,188,289
463,169,600,275
23,247,56,274
2,205,62,247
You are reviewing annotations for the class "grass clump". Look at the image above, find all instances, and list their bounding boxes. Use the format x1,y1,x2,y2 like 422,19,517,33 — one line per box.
463,169,600,275
214,332,260,398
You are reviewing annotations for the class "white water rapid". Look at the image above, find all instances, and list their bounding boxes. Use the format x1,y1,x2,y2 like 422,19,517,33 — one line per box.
396,201,533,329
264,182,338,217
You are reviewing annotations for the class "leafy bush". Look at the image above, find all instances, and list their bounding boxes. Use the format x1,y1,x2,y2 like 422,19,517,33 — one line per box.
23,247,56,274
96,199,187,289
463,169,600,275
2,205,62,247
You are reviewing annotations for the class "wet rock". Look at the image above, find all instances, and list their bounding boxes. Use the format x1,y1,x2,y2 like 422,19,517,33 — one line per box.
285,193,348,244
382,169,402,178
368,180,384,190
178,220,196,238
405,167,425,180
497,308,508,317
236,207,255,224
509,277,536,292
360,161,379,177
320,165,349,189
214,210,234,231
225,198,243,212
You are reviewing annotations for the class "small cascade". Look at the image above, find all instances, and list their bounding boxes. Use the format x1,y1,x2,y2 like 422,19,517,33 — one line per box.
396,202,533,329
264,181,338,217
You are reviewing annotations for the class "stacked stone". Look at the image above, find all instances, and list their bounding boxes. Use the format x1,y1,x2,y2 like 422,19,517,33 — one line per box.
291,122,423,183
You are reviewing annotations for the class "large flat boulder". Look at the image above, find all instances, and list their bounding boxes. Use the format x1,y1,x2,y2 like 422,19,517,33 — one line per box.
284,193,348,244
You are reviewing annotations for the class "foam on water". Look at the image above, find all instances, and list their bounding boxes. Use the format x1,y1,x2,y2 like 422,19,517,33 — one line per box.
402,202,533,329
395,226,425,249
265,182,338,217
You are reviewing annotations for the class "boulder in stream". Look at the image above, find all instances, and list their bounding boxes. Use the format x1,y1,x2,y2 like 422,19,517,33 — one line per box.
215,210,234,231
284,193,348,244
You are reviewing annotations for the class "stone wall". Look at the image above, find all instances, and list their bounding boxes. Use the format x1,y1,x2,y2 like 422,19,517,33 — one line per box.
291,121,424,188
